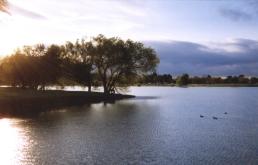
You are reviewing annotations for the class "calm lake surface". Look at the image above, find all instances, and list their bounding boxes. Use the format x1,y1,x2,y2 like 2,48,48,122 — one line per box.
1,87,258,165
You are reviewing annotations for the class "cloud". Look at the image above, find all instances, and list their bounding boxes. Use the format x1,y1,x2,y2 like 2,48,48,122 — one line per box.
248,0,258,13
8,2,46,19
219,0,258,22
219,8,252,21
144,39,258,76
0,0,9,14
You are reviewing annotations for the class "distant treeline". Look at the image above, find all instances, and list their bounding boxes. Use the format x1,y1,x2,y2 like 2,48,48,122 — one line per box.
140,73,258,86
0,35,159,94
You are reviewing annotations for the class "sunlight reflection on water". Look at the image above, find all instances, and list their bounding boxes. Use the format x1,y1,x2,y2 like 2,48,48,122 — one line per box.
0,87,258,164
0,119,28,165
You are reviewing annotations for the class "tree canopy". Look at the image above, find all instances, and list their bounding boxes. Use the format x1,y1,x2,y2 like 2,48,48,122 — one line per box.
0,45,62,89
141,73,258,86
0,35,160,94
89,35,159,93
176,74,189,86
1,35,257,92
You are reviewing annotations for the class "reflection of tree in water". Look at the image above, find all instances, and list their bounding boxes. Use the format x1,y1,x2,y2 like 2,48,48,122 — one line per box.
0,97,102,118
0,88,133,118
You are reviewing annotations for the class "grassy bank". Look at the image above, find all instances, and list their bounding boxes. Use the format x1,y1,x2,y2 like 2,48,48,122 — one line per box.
0,87,135,118
0,87,135,100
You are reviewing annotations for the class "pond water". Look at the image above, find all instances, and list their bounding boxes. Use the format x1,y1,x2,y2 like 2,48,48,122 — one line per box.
0,87,258,165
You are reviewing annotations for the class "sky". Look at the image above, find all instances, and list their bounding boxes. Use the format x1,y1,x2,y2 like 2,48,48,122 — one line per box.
0,0,258,76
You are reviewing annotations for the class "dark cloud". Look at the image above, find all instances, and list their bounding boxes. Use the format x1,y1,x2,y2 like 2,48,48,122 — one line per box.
144,39,258,76
219,8,252,21
219,0,258,22
248,0,258,13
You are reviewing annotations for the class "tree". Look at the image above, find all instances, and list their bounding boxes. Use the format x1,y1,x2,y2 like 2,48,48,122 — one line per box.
90,35,159,94
0,35,159,93
176,73,189,86
39,45,62,89
250,77,258,84
143,73,173,84
61,40,94,92
238,75,249,84
0,44,63,89
145,72,158,84
159,74,173,84
0,51,41,88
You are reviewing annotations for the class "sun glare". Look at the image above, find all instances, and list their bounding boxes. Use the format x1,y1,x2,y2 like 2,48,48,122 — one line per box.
0,119,27,165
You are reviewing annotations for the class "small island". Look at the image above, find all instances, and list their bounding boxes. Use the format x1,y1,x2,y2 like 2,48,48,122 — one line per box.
0,35,159,117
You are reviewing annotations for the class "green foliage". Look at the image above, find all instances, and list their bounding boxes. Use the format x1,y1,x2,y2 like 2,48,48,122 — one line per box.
142,72,173,84
250,77,258,84
140,73,258,86
176,74,189,86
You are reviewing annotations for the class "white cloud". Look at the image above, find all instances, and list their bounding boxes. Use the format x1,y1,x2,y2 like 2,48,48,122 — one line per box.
206,39,258,54
0,0,148,55
0,0,257,59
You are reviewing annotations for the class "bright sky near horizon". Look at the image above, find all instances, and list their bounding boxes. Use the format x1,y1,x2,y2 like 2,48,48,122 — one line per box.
0,0,258,75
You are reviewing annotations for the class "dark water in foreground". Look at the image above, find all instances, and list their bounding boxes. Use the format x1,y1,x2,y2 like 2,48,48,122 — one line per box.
1,87,258,165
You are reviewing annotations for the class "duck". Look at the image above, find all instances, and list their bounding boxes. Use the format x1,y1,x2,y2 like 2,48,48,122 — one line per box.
200,115,204,118
212,116,218,120
224,112,228,115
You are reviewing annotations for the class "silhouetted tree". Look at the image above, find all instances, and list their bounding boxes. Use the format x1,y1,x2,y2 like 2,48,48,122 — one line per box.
139,73,258,86
40,45,62,89
61,40,94,92
176,73,189,86
143,72,173,84
0,51,41,88
250,77,258,84
90,35,159,94
0,44,63,89
238,75,249,84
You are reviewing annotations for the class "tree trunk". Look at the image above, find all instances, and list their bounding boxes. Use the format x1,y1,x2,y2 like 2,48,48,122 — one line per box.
88,84,91,92
103,73,109,94
104,85,109,94
88,77,92,92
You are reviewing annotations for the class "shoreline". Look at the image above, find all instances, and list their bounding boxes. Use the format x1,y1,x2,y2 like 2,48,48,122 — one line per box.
0,87,135,100
0,87,135,118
